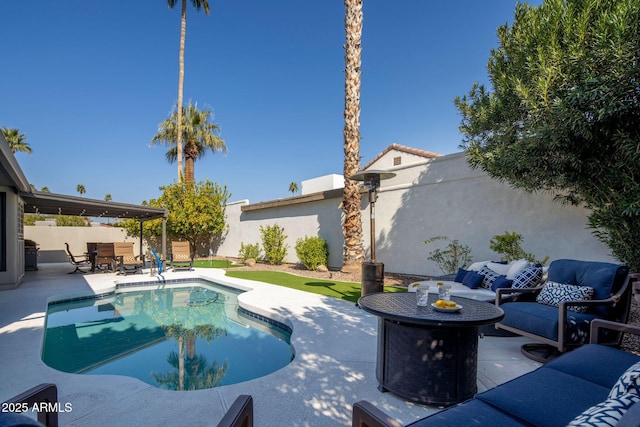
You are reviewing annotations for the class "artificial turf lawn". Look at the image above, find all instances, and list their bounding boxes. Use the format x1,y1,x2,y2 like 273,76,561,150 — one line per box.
224,270,406,303
193,259,242,268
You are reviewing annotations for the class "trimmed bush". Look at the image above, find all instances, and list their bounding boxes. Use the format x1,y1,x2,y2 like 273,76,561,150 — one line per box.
295,236,329,271
260,224,288,265
238,242,261,263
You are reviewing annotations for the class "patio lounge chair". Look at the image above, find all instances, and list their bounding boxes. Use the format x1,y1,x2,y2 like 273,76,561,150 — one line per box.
64,243,91,274
113,242,144,275
1,383,58,427
170,241,193,271
216,395,253,427
95,242,116,272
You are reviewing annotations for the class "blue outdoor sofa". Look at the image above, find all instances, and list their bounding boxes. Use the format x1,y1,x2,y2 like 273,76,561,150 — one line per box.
352,319,640,427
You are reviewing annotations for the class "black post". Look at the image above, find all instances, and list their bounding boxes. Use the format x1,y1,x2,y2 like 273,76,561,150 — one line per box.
361,261,384,296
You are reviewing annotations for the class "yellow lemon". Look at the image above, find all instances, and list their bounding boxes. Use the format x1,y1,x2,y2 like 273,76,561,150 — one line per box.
435,300,446,308
444,300,458,308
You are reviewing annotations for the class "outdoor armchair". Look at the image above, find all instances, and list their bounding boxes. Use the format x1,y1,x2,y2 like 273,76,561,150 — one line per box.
495,259,632,362
95,243,116,272
64,243,91,274
1,383,58,427
216,395,253,427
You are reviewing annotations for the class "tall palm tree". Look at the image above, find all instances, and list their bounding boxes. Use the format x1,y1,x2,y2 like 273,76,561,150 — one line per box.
151,102,226,183
342,0,365,272
1,127,32,155
167,0,211,183
289,182,298,195
76,184,86,197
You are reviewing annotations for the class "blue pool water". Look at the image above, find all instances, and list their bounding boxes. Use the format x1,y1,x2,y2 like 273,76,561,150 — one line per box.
42,280,294,391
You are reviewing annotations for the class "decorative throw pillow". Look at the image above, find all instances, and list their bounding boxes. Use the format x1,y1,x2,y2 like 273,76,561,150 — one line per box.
486,262,511,276
567,393,640,426
511,266,543,289
491,275,513,292
609,361,640,399
467,261,489,271
462,271,484,289
478,266,501,289
506,259,531,279
454,268,469,283
536,281,595,313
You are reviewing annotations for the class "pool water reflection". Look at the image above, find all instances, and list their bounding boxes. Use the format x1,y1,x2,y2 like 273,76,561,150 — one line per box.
42,282,293,390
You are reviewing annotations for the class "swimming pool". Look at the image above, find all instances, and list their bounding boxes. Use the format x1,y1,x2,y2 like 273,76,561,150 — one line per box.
42,279,294,391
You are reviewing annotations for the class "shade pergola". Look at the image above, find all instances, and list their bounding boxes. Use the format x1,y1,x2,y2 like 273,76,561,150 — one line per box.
20,191,168,259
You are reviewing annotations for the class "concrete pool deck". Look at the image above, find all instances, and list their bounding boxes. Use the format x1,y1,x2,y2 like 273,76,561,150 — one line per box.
0,263,541,426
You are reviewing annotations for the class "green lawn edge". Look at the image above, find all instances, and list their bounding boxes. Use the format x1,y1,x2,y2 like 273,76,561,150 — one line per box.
224,270,406,303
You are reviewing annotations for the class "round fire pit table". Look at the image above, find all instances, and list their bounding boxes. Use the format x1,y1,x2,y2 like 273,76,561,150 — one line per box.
358,292,504,406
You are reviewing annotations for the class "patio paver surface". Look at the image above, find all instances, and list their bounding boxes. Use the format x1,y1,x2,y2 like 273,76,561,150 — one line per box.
0,263,541,426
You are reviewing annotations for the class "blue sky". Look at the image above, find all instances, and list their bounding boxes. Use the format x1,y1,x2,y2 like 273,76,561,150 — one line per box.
1,1,541,205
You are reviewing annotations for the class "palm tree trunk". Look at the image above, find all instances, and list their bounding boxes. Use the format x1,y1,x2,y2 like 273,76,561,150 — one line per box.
176,0,187,184
342,0,364,272
184,141,197,183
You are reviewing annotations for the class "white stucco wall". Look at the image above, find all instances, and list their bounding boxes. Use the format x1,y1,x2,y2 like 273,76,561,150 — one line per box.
371,153,613,276
217,197,344,268
217,152,614,276
26,151,616,277
25,226,141,263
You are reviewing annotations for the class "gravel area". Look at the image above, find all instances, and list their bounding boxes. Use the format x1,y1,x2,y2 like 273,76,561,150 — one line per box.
222,259,640,355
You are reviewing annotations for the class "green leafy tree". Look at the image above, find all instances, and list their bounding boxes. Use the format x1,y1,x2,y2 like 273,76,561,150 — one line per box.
489,231,548,265
76,184,86,196
455,0,640,270
120,180,230,256
56,215,89,227
1,127,32,155
41,187,49,192
104,194,112,202
167,0,211,183
151,101,226,184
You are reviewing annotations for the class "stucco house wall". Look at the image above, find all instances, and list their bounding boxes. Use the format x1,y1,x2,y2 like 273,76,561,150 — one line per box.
0,187,25,287
25,226,141,263
216,149,614,276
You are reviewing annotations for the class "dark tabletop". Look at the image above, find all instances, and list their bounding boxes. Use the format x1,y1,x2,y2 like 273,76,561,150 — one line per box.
358,292,504,327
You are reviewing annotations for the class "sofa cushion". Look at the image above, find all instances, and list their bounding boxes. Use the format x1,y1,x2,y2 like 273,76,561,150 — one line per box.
547,259,629,316
609,361,640,399
536,281,595,313
506,259,531,279
406,398,522,427
486,262,511,276
478,266,501,289
467,261,489,271
491,276,512,292
545,344,640,390
477,367,610,427
511,266,542,289
462,271,484,289
454,268,468,283
567,393,640,427
500,301,599,343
